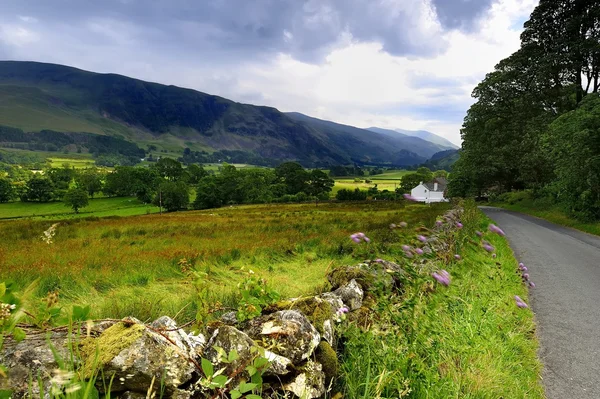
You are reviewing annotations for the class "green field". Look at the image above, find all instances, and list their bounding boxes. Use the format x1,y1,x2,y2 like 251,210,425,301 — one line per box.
333,178,400,194
0,196,159,220
370,169,411,179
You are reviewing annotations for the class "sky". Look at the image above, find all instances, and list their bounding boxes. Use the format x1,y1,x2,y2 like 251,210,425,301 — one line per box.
0,0,539,146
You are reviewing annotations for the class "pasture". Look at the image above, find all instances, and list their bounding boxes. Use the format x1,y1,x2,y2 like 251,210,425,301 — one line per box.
0,196,159,220
332,178,400,194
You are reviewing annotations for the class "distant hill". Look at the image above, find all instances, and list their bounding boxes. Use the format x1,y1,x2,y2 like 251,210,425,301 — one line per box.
0,61,450,167
421,149,460,171
367,127,458,150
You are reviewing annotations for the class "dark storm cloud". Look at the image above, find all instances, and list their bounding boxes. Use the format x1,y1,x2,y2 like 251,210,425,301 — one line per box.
1,0,497,62
431,0,496,30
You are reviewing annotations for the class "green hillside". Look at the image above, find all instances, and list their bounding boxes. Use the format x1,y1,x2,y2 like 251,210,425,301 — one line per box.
0,61,448,167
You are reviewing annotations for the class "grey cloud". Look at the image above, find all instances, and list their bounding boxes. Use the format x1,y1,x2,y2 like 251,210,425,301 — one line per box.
431,0,495,30
1,0,497,63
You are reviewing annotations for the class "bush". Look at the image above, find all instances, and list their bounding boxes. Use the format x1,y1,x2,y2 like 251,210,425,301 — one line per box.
336,188,367,201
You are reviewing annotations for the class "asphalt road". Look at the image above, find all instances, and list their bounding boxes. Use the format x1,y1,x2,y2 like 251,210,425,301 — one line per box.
480,207,600,399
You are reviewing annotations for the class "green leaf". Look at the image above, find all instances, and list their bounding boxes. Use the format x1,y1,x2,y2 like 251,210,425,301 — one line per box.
72,304,91,321
12,327,26,342
0,389,12,399
0,282,6,298
211,375,227,388
230,391,242,399
228,349,239,362
238,382,256,393
250,373,262,386
201,358,214,378
254,357,269,369
245,395,262,399
245,366,257,376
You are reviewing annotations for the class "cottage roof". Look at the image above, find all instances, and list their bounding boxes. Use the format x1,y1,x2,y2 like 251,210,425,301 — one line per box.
423,177,447,192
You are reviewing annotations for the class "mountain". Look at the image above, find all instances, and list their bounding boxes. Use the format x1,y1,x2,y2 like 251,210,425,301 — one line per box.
421,149,460,171
367,127,458,150
0,61,446,167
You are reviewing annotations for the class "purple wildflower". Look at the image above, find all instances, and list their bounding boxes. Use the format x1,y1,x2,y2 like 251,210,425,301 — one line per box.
514,296,528,308
415,248,424,255
454,254,461,260
475,231,483,237
456,222,463,228
402,245,412,252
404,251,414,258
417,235,428,243
488,224,506,237
351,232,370,244
436,220,443,227
399,221,408,228
522,273,530,281
375,258,384,263
482,243,495,253
521,266,528,272
356,232,365,238
351,235,361,244
492,253,497,259
403,194,418,201
364,236,371,243
338,306,349,314
432,270,451,286
529,281,536,288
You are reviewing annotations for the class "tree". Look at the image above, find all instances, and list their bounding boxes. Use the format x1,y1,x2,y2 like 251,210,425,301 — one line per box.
306,170,334,199
103,167,137,197
22,176,54,202
434,170,448,179
275,162,309,194
543,95,600,219
153,181,189,212
64,187,89,213
0,178,14,203
415,167,433,182
193,176,223,209
185,164,208,185
399,173,423,194
336,188,367,201
76,168,103,198
153,158,184,181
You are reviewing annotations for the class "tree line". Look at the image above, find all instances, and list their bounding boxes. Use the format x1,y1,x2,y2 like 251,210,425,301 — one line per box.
0,159,337,213
449,0,600,220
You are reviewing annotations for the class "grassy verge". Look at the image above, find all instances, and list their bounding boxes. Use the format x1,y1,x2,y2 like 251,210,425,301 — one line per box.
339,204,544,398
0,202,449,324
492,198,600,236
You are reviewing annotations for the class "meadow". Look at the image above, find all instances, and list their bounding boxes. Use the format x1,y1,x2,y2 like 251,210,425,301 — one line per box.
0,201,447,323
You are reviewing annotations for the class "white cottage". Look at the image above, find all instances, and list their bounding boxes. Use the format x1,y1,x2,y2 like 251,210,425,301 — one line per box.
410,177,448,203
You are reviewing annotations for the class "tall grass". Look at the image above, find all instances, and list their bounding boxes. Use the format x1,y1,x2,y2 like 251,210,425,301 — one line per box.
338,203,544,398
0,202,449,323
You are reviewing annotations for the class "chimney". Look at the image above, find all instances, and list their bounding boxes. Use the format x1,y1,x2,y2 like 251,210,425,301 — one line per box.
434,182,438,191
420,181,423,185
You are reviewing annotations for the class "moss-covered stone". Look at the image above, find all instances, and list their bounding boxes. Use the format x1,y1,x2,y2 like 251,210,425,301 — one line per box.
327,264,396,293
315,341,339,382
265,296,335,336
80,322,145,377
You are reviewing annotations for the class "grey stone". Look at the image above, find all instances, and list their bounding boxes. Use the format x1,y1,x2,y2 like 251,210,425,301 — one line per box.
244,310,320,364
333,279,364,311
282,360,326,399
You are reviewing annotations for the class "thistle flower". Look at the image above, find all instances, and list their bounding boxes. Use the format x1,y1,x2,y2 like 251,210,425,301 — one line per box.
521,266,528,272
337,306,349,314
488,224,506,237
529,281,536,288
456,222,463,228
432,270,451,286
436,220,443,227
522,273,530,281
403,194,418,201
417,235,427,243
514,295,528,308
482,243,495,253
404,251,414,258
454,254,461,260
350,232,370,244
402,245,411,252
399,222,408,228
415,248,424,255
475,231,483,237
375,258,384,263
